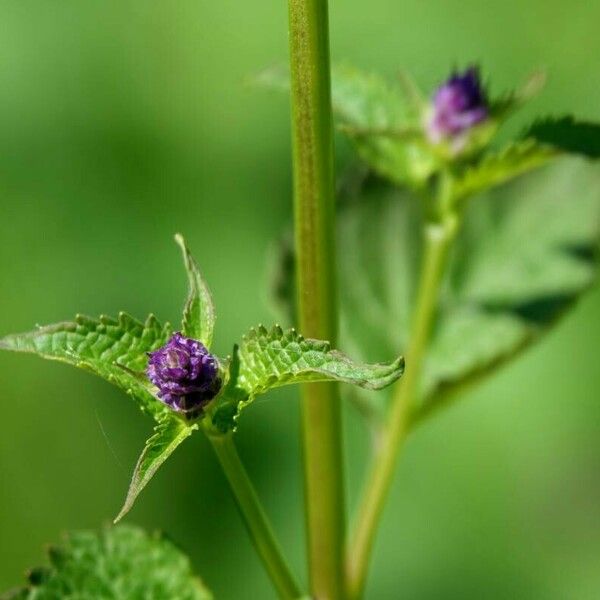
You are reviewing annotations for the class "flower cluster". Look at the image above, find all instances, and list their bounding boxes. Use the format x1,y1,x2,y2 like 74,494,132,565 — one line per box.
147,333,221,414
427,67,488,143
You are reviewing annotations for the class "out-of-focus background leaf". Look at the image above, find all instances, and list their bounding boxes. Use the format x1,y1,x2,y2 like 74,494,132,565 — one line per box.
0,1,599,598
5,525,212,600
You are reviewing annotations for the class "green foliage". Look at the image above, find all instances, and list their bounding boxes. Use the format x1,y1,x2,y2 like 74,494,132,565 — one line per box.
451,140,557,204
524,116,600,158
238,325,404,393
175,233,216,348
0,235,403,515
115,415,198,522
272,158,600,420
0,313,171,419
3,525,211,600
258,65,551,191
209,325,405,432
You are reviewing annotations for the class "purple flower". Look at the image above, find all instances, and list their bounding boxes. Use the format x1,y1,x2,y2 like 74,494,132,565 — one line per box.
427,67,488,143
147,333,221,414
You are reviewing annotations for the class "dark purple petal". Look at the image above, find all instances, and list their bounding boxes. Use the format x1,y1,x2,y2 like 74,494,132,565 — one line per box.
146,333,221,415
427,67,488,142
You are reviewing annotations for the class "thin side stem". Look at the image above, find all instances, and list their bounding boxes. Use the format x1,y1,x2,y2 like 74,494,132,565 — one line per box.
209,434,302,599
287,0,346,598
347,219,457,599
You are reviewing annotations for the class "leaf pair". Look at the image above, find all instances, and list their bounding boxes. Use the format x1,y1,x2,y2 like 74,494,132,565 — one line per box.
0,235,404,520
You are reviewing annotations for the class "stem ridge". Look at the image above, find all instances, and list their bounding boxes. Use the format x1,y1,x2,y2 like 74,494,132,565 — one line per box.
288,0,346,598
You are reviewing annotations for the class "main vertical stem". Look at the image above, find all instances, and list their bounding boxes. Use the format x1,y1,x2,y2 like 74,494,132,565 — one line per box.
287,1,345,598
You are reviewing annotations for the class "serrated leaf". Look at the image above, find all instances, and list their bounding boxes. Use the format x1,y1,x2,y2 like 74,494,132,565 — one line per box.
452,140,557,203
4,525,212,600
210,325,404,432
115,414,197,522
271,157,600,421
175,234,216,348
239,325,404,393
523,116,600,158
0,313,171,418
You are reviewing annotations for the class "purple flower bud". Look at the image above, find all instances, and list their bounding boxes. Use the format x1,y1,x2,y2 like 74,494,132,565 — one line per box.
147,333,221,414
426,67,488,143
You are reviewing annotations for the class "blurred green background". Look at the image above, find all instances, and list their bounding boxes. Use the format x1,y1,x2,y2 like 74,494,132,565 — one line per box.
1,1,600,598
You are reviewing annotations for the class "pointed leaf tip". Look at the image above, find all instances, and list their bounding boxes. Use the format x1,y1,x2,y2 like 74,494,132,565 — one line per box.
115,416,197,522
175,234,216,348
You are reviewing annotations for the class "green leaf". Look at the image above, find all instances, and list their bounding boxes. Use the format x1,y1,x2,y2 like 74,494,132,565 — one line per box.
330,64,419,131
271,157,600,421
0,313,171,419
330,65,437,188
175,233,216,348
5,525,212,600
239,324,404,392
452,140,557,204
210,325,404,432
115,414,197,522
523,116,600,159
258,66,551,189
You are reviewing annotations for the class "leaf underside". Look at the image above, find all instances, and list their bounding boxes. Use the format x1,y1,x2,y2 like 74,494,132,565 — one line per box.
4,525,212,600
210,324,405,432
0,313,172,419
272,157,600,421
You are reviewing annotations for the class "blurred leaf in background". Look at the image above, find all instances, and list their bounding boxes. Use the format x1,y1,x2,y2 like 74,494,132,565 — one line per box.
3,525,212,600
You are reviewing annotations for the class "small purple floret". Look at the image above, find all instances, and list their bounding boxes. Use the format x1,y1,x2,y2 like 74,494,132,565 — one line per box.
147,333,221,414
427,67,488,143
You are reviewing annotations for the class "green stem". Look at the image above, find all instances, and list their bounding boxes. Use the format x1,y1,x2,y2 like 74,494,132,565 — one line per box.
287,0,346,598
209,434,302,599
347,218,457,599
